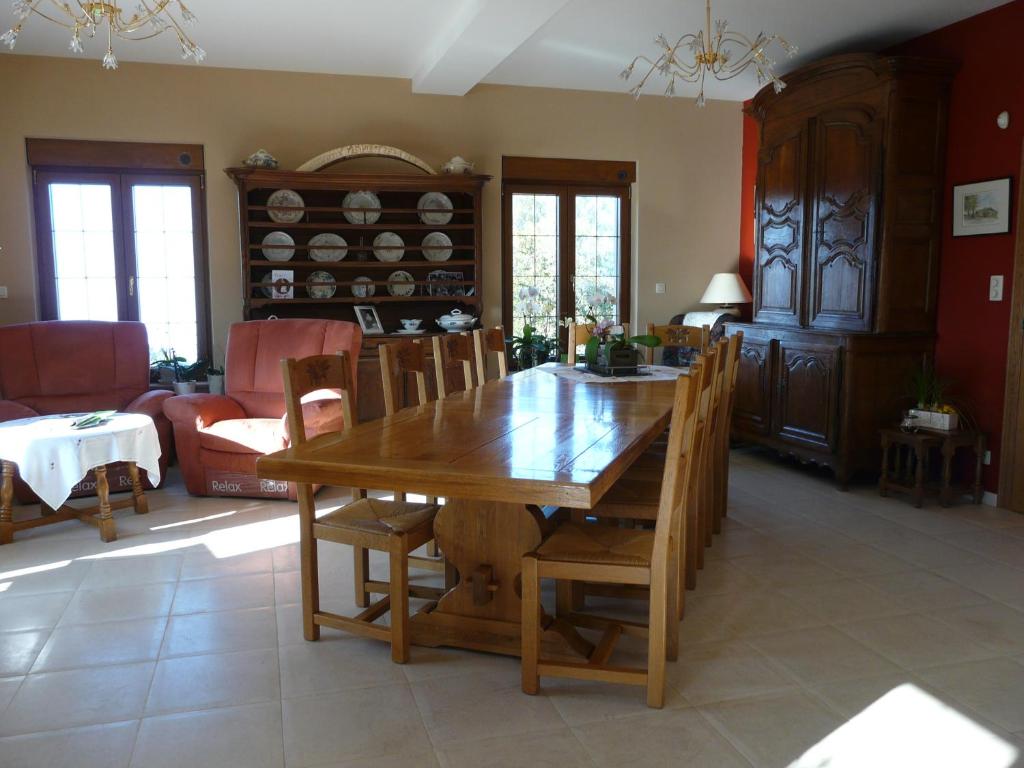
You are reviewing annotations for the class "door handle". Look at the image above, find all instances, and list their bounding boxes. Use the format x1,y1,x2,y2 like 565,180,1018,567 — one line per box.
128,276,135,297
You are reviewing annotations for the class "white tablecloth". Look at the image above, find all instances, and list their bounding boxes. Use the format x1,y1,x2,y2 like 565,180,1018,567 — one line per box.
538,364,689,383
0,413,161,509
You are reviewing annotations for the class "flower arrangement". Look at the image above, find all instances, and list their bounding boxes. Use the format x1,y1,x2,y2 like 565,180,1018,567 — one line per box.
906,361,959,431
569,290,660,368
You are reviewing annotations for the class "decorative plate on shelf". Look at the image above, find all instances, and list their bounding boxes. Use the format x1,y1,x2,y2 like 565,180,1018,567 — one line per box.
351,276,376,298
342,190,382,225
422,231,453,262
261,231,295,261
372,231,405,262
417,192,453,225
307,270,337,299
267,189,305,224
394,329,426,335
260,273,275,299
308,233,348,262
387,270,416,297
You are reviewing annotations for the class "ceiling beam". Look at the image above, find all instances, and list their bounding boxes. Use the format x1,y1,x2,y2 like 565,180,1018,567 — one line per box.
412,0,572,96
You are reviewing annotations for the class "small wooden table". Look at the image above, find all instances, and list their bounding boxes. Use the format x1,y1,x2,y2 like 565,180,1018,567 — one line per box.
879,427,986,508
258,365,680,659
0,413,161,544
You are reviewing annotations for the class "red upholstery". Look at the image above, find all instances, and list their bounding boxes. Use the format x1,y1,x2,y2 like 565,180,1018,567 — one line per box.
0,320,174,502
164,319,362,500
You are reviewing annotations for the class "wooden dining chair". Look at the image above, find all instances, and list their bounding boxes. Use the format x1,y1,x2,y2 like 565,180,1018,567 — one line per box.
566,321,630,365
645,323,709,365
713,331,742,534
521,360,703,708
571,344,719,615
378,339,446,568
694,338,729,569
472,326,509,383
282,351,443,663
432,333,476,397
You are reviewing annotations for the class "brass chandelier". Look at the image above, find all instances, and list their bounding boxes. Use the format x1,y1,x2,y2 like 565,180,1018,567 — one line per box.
2,0,203,70
622,0,798,107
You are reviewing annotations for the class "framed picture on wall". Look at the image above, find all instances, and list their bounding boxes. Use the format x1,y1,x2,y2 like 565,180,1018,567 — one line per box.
353,305,384,335
953,177,1012,237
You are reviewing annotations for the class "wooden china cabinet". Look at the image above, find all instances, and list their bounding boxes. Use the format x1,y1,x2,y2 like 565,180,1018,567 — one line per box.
226,167,490,422
726,53,957,487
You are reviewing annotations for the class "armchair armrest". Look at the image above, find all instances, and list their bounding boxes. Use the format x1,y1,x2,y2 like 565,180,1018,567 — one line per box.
281,395,347,443
163,393,246,431
0,399,39,423
126,389,174,421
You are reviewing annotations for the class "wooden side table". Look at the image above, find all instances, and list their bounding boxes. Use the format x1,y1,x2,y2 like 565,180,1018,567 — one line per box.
879,427,986,508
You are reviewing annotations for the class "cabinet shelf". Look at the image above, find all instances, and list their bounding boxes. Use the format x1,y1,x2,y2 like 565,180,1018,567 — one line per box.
247,221,476,231
250,295,479,307
248,259,477,268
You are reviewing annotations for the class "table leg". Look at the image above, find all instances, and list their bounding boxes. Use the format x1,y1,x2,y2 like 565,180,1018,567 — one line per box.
879,436,890,497
972,435,985,505
941,442,955,508
94,466,117,543
128,462,149,515
1,461,14,545
411,497,592,660
913,446,926,508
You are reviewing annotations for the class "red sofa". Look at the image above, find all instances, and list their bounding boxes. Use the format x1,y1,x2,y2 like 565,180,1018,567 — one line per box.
164,319,362,500
0,320,174,502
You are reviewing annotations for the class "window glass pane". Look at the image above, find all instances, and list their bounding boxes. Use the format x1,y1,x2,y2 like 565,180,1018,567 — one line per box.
573,195,622,324
131,184,199,362
510,193,559,339
48,183,118,321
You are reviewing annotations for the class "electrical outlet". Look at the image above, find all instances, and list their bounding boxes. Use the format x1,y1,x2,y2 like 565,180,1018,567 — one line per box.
0,286,7,299
655,282,666,294
983,450,992,466
990,275,1004,301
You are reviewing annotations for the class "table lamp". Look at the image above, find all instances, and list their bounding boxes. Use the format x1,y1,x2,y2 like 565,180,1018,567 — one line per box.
700,272,752,316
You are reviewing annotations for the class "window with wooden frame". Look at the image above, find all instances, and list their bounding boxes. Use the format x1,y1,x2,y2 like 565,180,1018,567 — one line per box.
501,156,634,343
27,139,210,364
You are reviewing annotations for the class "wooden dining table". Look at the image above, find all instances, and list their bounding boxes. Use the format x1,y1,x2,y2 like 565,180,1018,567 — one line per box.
258,364,680,659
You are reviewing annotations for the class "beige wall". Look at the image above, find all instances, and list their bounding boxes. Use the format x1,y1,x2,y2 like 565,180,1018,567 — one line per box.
0,54,743,357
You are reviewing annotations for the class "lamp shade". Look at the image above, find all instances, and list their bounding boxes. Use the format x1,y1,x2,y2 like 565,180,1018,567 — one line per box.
700,273,752,305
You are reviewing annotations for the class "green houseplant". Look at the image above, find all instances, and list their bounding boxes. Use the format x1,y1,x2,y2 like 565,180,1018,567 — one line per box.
576,291,660,374
508,286,558,370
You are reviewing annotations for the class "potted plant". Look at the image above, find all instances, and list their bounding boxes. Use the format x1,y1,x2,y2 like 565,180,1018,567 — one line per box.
206,364,225,395
508,287,558,370
575,291,660,376
170,352,205,395
907,361,958,431
150,348,184,385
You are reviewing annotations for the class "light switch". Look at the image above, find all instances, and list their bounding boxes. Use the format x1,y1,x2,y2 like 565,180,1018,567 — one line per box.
655,282,666,294
990,275,1004,301
0,286,8,299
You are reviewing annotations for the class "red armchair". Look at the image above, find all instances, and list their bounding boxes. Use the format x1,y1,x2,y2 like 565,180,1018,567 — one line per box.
0,320,174,502
164,319,362,499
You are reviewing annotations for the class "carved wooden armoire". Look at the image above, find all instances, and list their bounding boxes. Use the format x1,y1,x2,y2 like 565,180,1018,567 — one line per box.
726,53,957,486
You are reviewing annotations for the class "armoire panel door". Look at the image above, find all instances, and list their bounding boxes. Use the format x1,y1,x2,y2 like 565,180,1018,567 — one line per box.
772,340,841,451
807,108,881,332
753,125,807,326
732,336,773,435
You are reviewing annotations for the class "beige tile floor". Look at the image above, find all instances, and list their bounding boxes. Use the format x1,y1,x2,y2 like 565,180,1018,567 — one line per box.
1,449,1024,767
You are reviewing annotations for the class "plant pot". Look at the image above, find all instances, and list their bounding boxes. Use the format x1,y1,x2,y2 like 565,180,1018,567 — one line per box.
587,344,640,376
207,374,225,395
173,381,197,395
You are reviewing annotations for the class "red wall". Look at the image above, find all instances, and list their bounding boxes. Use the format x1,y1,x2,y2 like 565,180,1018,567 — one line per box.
738,104,759,297
738,0,1024,492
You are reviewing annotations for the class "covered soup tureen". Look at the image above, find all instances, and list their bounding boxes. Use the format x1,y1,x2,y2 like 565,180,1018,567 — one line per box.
436,309,477,333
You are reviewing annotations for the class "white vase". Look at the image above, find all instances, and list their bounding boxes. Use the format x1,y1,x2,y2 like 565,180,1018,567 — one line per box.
207,374,224,395
173,381,197,395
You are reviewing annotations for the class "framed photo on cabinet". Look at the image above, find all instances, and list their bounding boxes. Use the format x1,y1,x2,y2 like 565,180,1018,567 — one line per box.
353,305,384,335
953,177,1012,237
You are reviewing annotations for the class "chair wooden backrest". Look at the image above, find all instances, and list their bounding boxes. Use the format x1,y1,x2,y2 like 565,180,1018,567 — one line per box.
432,332,476,398
566,321,631,365
650,356,704,577
646,323,710,365
378,339,430,417
472,327,509,383
682,341,719,591
714,331,743,525
281,352,355,448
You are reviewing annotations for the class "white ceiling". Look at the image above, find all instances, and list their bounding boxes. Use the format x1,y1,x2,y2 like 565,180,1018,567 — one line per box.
2,0,1011,100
